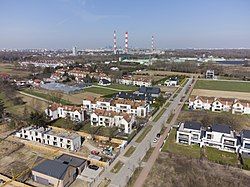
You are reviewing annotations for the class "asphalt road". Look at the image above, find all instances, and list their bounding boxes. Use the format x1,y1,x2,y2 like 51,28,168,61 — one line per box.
94,78,193,187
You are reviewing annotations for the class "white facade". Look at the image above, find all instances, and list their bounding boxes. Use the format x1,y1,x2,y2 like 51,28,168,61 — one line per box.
15,126,81,151
83,98,149,118
118,77,152,87
176,122,203,145
90,110,135,134
45,104,85,122
239,130,250,155
206,70,215,79
189,96,250,115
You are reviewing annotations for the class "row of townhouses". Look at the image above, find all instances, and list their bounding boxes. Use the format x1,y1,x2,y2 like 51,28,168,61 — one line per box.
189,96,250,115
90,109,135,134
117,76,152,87
45,103,85,122
83,97,150,118
15,126,82,151
176,121,250,154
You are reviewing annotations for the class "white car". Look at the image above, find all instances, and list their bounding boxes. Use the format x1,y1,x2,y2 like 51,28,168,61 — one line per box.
153,138,158,143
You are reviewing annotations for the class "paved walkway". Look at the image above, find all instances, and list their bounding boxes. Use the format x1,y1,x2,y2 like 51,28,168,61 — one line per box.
93,78,193,187
133,79,196,187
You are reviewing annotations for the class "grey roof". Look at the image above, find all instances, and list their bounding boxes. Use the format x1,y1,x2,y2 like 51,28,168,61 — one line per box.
184,121,202,130
116,92,153,101
139,86,161,95
41,83,84,94
212,124,231,134
56,154,87,168
242,130,250,139
32,159,68,179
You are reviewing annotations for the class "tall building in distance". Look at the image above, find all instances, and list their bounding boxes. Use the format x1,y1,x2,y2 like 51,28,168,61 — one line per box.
151,36,155,52
72,46,77,56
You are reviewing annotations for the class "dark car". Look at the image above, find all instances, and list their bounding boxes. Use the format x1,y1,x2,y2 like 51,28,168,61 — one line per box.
88,165,99,170
156,133,161,138
91,150,100,155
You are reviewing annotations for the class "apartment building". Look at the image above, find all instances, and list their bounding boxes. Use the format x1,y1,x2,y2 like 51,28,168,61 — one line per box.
176,121,204,146
45,103,85,122
239,130,250,155
202,124,239,152
15,126,82,151
90,109,135,134
83,97,149,118
205,70,215,79
189,96,250,115
118,76,152,87
165,77,179,87
176,123,240,153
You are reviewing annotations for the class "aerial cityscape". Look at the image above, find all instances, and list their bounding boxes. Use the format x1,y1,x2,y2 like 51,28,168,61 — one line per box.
0,0,250,187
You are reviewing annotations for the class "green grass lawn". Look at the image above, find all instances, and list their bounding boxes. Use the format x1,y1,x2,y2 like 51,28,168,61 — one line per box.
79,122,100,134
162,129,201,159
124,146,136,157
95,126,118,138
111,161,124,173
106,84,138,91
153,107,166,122
136,125,152,143
49,118,75,130
242,157,250,170
194,80,250,92
84,86,118,95
205,147,238,166
142,147,155,162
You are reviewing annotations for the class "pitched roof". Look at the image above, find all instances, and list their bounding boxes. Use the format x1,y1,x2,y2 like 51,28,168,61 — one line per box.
211,124,231,134
32,159,68,179
184,121,202,130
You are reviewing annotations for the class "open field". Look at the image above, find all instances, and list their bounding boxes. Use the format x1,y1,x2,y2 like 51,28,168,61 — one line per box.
191,89,250,100
194,80,250,92
84,86,119,96
144,153,250,187
134,70,201,77
0,62,30,78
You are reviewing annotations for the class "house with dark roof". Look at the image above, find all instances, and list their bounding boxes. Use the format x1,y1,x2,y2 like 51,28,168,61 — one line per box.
32,154,87,187
115,92,153,103
202,124,240,152
176,121,204,146
239,130,250,155
98,78,111,86
138,86,161,98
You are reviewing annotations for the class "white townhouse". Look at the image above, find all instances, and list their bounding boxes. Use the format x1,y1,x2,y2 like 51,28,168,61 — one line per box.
232,100,250,115
45,103,85,122
239,130,250,155
118,76,152,87
83,97,149,118
211,98,233,112
15,126,81,151
164,77,179,87
189,96,250,115
202,124,239,153
188,96,212,110
176,121,204,146
90,109,135,134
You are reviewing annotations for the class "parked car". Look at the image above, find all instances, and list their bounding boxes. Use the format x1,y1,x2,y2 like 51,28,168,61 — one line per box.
91,150,100,155
88,165,99,170
156,133,161,138
153,138,158,143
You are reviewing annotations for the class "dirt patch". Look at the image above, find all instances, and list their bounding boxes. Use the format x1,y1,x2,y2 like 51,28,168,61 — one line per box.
63,91,102,104
144,153,250,187
0,140,24,159
192,89,250,100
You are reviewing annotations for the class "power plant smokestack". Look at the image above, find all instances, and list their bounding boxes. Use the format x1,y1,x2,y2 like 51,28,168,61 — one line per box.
151,35,154,52
125,31,128,54
113,30,117,54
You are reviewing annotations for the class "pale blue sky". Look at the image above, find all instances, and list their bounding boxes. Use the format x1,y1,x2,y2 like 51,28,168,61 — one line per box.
0,0,249,49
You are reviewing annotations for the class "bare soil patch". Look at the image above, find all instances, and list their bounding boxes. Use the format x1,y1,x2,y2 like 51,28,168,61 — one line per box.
144,152,250,187
192,89,250,100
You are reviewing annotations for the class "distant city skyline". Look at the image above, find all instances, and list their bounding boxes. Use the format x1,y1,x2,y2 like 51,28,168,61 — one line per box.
0,0,250,49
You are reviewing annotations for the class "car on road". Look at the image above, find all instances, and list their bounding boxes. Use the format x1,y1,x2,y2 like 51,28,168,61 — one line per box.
88,164,99,170
156,133,161,138
91,150,100,155
153,137,158,143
